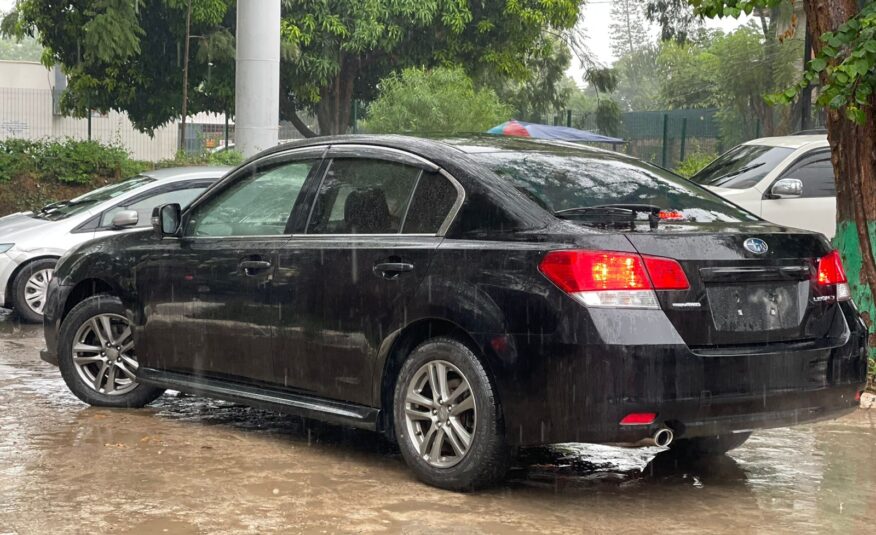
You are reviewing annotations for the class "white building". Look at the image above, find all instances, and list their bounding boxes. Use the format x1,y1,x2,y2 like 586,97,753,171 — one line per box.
0,60,230,161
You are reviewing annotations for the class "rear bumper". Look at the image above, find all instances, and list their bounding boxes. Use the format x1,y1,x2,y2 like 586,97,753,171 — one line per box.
495,303,869,447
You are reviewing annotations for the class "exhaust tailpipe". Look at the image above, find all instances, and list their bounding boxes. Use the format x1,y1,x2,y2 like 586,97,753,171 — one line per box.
653,427,673,447
614,426,676,448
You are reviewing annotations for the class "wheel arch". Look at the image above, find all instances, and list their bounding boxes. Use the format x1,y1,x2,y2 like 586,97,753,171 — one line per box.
60,278,118,324
375,317,505,440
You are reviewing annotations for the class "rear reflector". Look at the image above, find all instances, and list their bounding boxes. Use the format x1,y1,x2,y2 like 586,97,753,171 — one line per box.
539,250,689,308
815,250,851,301
620,412,657,425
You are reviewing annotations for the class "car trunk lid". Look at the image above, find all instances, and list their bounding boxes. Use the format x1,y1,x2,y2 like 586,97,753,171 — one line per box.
624,231,847,349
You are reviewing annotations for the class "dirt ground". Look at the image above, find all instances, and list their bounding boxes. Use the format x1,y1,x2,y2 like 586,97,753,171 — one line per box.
1,309,875,534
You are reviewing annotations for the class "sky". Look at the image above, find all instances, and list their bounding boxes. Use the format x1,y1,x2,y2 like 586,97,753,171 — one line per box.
568,1,753,83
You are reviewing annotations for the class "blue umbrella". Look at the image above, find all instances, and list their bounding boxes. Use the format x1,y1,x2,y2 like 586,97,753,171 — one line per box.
487,120,624,143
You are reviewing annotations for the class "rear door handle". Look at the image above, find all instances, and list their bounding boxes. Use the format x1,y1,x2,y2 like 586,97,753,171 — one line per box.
373,262,414,280
239,260,272,276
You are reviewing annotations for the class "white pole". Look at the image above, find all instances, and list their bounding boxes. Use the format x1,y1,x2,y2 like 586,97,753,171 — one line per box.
235,0,280,158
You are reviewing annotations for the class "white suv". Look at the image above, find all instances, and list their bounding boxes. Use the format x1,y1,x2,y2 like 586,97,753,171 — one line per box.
0,166,228,322
690,134,836,238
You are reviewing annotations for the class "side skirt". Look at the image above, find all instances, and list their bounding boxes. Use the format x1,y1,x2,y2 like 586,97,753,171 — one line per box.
137,368,380,431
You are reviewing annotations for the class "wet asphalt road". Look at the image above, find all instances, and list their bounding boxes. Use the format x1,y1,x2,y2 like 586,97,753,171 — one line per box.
1,310,875,534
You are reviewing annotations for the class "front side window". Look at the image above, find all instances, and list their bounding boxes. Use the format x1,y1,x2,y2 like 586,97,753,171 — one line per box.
100,186,207,228
475,151,759,224
690,144,794,189
187,160,317,237
778,151,835,198
307,158,421,234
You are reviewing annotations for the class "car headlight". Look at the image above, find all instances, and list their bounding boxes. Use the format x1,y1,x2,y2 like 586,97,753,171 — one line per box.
0,243,13,254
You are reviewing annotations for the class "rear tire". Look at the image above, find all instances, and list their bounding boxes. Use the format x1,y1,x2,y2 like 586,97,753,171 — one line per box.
393,337,510,491
57,294,164,408
669,432,752,457
12,258,57,323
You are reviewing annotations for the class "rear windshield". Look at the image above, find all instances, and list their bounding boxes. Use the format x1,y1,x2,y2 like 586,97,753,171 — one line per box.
690,144,793,189
32,175,155,221
474,151,759,224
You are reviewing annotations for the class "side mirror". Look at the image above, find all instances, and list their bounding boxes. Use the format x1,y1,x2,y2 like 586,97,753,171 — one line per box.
110,209,139,229
152,203,181,238
769,178,803,199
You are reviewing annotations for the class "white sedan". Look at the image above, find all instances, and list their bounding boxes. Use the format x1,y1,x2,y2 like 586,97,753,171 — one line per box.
690,134,836,238
0,166,229,322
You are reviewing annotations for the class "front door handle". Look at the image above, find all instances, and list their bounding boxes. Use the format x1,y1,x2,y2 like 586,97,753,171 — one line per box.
239,260,272,276
373,262,414,280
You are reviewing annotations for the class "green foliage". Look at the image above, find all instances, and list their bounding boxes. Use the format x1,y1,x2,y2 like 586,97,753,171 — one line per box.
481,35,574,122
610,0,650,58
674,151,717,177
361,67,512,135
5,0,236,132
645,0,703,43
0,138,146,184
154,148,244,169
656,38,720,109
767,2,876,125
646,20,801,144
614,44,662,111
0,34,42,61
280,0,582,134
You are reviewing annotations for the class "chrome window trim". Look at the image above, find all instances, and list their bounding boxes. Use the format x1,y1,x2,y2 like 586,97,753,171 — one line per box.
183,143,466,240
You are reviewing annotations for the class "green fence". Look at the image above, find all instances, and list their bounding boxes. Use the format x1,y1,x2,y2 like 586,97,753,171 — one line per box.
543,108,726,171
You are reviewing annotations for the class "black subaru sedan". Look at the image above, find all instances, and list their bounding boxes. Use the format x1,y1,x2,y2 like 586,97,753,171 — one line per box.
41,135,867,490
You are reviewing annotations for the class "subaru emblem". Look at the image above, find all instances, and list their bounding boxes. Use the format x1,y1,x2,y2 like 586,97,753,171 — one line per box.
744,238,769,255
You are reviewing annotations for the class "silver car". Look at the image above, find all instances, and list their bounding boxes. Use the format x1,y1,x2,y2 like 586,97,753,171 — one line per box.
0,166,229,322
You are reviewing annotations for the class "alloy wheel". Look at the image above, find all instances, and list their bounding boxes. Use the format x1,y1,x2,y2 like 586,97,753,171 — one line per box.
404,360,477,468
71,313,139,396
23,268,53,315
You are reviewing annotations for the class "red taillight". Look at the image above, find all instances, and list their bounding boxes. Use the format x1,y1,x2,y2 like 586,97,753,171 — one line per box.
539,250,689,308
642,256,691,290
538,250,650,292
816,250,848,285
815,250,851,301
620,412,657,425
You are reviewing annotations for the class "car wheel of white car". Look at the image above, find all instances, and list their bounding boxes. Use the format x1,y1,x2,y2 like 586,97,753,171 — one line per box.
12,258,58,323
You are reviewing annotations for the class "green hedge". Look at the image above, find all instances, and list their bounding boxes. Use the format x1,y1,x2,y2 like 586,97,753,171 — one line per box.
0,138,148,184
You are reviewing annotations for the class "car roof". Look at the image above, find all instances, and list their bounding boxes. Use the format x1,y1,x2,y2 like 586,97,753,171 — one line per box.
139,166,231,181
743,134,828,149
262,134,624,163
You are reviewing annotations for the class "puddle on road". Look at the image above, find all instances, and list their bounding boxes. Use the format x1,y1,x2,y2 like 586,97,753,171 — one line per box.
1,311,875,534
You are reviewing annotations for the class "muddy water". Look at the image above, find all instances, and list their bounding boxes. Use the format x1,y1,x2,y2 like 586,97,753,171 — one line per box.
1,310,875,534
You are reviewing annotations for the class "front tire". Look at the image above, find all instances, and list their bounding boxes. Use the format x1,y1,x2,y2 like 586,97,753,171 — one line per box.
12,258,57,323
57,295,164,408
393,337,509,491
669,432,752,457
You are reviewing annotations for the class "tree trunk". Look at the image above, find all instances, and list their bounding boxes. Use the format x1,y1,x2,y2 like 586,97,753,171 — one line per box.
805,0,876,358
316,53,357,135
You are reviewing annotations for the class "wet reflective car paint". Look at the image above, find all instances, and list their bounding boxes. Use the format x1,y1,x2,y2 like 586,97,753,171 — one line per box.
42,135,868,448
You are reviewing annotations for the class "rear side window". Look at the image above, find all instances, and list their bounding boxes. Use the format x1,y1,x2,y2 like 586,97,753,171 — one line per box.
690,144,793,189
778,151,835,198
475,151,759,223
402,171,458,234
307,158,421,234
